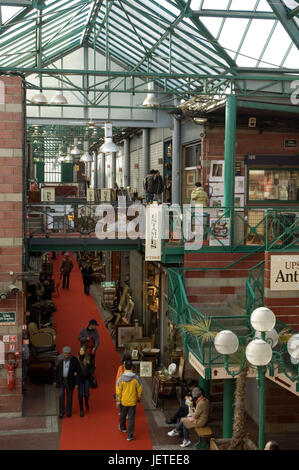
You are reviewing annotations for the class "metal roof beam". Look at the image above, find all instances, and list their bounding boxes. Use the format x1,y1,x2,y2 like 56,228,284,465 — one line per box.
267,0,299,49
288,5,299,18
192,9,276,20
173,0,236,68
0,0,31,5
80,0,104,46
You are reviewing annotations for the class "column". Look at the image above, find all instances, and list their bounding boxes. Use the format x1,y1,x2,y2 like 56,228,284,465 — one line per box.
123,138,130,187
99,152,105,188
111,152,116,188
143,129,150,180
172,116,181,205
222,378,235,439
93,150,98,189
223,94,237,208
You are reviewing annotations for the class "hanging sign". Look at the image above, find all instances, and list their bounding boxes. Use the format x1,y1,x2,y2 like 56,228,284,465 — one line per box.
3,335,17,343
0,312,16,325
101,282,115,288
145,204,162,261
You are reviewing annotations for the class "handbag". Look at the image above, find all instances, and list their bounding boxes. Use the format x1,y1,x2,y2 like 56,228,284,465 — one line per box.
90,375,98,389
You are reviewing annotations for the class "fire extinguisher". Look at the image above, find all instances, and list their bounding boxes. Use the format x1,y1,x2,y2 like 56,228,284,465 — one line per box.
7,353,16,389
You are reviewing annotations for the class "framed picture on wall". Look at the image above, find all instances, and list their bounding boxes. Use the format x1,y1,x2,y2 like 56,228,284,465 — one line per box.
186,170,196,186
209,160,224,181
209,182,224,197
210,196,224,208
235,176,245,194
116,324,144,349
234,194,244,210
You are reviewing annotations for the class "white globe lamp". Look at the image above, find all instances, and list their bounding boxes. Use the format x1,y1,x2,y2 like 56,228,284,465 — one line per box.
255,328,279,348
250,307,276,332
287,334,299,361
214,330,239,355
245,339,272,366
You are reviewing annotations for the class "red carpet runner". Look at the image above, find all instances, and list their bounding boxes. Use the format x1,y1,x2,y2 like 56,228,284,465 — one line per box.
51,253,153,450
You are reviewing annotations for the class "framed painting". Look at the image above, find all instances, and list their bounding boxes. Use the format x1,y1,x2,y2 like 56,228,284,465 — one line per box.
140,361,153,377
209,160,224,181
186,170,196,186
116,324,144,349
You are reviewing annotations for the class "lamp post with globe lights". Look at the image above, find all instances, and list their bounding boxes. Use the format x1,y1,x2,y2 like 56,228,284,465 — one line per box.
214,306,299,450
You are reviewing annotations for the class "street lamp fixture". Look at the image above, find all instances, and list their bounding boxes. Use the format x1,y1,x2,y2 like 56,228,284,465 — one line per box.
214,306,299,450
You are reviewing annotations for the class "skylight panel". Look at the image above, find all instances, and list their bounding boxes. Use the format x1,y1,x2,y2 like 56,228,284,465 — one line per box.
238,20,277,67
202,0,230,9
218,18,250,59
200,17,225,37
260,22,294,66
1,6,23,24
229,0,259,10
282,44,299,68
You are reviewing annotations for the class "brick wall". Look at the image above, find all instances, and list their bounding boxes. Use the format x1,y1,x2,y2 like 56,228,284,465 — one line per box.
0,75,24,416
184,252,264,308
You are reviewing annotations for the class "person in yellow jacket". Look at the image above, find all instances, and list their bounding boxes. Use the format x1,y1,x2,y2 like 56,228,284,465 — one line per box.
190,182,209,206
116,359,143,441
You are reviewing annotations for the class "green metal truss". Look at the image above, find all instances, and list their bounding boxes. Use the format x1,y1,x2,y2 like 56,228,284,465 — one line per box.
0,0,298,108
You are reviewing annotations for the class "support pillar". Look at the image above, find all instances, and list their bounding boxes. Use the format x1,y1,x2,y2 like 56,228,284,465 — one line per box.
172,116,181,205
99,152,105,189
143,129,150,181
223,95,237,208
111,152,116,188
199,376,210,400
222,378,235,439
93,150,98,189
123,138,130,188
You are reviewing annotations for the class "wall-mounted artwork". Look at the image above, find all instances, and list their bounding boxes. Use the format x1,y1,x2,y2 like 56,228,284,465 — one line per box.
209,160,224,181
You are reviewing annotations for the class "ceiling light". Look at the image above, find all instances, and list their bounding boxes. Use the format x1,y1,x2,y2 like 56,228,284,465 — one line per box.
57,151,66,163
99,123,118,153
50,90,68,105
192,117,208,124
64,147,73,163
71,138,81,156
142,82,159,107
80,141,93,163
31,91,48,105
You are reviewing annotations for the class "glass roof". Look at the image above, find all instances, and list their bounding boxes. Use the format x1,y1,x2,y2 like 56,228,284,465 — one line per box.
0,0,298,99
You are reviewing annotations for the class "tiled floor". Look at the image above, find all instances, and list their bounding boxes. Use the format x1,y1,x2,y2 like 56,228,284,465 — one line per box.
0,285,298,450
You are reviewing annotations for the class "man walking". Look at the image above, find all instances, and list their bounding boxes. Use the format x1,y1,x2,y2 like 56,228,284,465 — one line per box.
153,170,164,203
54,346,79,418
143,169,155,204
78,319,100,359
60,252,73,289
116,359,143,441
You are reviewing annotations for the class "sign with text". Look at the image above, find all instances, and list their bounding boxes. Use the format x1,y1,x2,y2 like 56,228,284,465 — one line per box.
0,312,16,325
101,281,115,288
3,335,16,343
271,255,299,291
145,204,162,261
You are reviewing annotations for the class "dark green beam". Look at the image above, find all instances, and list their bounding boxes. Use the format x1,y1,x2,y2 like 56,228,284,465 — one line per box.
80,0,104,45
173,0,236,68
238,99,299,114
193,9,276,20
267,0,299,49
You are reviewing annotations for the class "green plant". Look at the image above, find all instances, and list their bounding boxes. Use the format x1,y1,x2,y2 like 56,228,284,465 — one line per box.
179,317,218,343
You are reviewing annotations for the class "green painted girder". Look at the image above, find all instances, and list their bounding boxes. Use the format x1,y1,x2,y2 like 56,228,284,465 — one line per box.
118,0,229,72
238,99,299,113
173,0,237,68
80,0,104,46
28,239,142,252
267,0,299,49
193,9,277,20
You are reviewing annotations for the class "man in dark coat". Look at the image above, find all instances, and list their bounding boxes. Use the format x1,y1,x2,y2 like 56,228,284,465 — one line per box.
143,169,155,203
60,252,73,289
78,319,100,357
80,262,93,296
153,170,164,203
54,346,80,418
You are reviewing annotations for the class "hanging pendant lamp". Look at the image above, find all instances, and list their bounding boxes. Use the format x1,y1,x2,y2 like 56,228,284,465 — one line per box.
142,82,159,107
64,147,73,163
80,141,93,163
31,90,48,105
50,90,68,105
99,123,118,153
71,137,81,156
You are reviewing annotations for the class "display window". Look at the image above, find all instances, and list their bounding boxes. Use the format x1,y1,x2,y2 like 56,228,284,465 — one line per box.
248,168,299,202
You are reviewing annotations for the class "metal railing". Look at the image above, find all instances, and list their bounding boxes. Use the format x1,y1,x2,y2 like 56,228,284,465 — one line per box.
246,260,265,321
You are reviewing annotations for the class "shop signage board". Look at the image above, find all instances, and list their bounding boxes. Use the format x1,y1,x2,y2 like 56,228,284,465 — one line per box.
145,204,162,261
284,139,297,148
0,340,4,365
0,312,16,325
270,255,299,291
188,352,206,378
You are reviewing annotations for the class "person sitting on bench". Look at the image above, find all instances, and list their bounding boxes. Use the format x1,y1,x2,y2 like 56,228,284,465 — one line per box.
165,378,198,425
167,387,210,448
